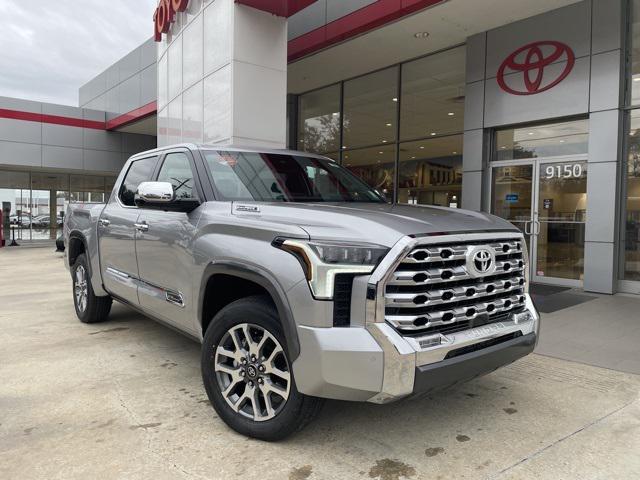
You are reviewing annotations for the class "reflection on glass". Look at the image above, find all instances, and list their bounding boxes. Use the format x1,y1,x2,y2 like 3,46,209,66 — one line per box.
343,145,395,201
398,135,462,207
631,0,640,105
400,46,465,141
298,84,341,155
625,110,640,280
0,170,115,242
343,67,398,149
491,165,533,255
495,119,588,160
536,161,587,280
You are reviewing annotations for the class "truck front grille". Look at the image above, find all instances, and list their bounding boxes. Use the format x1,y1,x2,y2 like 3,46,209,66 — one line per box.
385,238,526,335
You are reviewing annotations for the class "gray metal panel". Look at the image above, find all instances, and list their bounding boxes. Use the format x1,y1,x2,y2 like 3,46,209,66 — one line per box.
588,109,620,163
83,129,122,152
327,0,376,22
42,145,83,170
585,161,618,243
83,109,106,123
119,47,142,83
42,103,83,119
0,96,41,114
288,0,326,40
0,141,41,167
105,88,119,114
484,57,590,128
462,129,483,172
583,241,615,293
118,74,142,114
83,149,124,173
140,64,158,106
42,123,83,149
106,65,120,90
486,2,591,78
140,37,157,69
0,118,42,144
592,0,622,54
589,50,622,112
463,81,484,131
466,33,486,84
461,170,482,211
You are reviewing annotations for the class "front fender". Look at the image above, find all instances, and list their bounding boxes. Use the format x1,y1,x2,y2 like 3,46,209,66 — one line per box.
198,261,301,361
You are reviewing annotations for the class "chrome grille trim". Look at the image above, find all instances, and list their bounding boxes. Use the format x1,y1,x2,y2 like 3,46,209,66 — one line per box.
383,235,527,335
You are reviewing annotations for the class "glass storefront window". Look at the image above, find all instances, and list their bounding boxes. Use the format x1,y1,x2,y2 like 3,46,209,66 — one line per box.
297,84,341,156
343,144,395,201
400,46,465,141
630,0,640,105
343,66,398,149
625,110,640,281
495,119,589,160
398,135,463,207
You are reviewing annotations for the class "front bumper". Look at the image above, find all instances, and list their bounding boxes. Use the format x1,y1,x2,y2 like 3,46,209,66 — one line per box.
292,297,539,402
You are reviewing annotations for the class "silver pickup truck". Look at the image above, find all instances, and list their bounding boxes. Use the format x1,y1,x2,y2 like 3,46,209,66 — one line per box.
64,144,539,441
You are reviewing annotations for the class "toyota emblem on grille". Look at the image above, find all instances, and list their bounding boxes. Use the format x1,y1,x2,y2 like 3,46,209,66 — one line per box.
466,246,496,277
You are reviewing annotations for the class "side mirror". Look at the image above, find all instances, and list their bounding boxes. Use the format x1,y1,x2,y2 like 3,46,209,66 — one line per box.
134,182,199,213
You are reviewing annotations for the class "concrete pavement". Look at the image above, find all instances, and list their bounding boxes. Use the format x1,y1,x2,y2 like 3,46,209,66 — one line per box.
1,247,639,480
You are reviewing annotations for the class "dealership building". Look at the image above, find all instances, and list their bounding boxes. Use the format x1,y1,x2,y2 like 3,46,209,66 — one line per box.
1,0,639,296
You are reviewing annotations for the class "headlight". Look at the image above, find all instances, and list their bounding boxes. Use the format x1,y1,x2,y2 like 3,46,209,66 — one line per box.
273,238,389,300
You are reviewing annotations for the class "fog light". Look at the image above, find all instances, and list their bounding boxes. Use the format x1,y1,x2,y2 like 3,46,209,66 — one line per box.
418,335,442,349
514,311,532,324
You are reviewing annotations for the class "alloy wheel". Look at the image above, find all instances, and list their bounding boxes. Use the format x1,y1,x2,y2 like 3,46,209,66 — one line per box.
214,323,291,422
74,265,88,313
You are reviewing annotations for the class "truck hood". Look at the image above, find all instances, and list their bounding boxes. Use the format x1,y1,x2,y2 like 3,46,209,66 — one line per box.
231,202,518,247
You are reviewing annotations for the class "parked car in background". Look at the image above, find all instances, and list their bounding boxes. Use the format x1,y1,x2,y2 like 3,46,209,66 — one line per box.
64,144,540,441
9,215,32,228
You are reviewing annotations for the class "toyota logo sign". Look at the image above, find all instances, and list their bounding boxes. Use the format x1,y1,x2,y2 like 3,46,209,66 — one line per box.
497,41,575,95
154,0,189,42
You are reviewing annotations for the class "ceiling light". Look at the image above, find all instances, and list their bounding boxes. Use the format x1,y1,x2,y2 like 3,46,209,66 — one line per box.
342,146,347,149
332,112,339,117
411,156,416,159
379,151,384,154
447,112,455,116
452,151,457,154
382,140,387,143
559,139,565,143
500,146,506,149
386,123,392,127
414,32,430,39
528,132,534,135
392,97,398,102
430,132,437,136
420,146,425,149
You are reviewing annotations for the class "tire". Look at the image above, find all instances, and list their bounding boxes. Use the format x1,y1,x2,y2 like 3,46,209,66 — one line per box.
72,253,112,324
201,295,323,441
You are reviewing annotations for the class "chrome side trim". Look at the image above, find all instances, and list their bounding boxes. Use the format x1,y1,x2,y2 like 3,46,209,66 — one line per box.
105,267,185,308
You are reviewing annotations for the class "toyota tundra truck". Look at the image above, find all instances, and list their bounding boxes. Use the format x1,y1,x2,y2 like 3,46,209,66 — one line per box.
64,144,539,441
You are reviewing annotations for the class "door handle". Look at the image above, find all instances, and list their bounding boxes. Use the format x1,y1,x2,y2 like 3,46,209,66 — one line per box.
98,219,110,227
134,222,149,232
523,221,531,235
533,220,541,236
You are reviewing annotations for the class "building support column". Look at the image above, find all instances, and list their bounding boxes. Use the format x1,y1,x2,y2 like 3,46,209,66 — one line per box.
583,0,624,294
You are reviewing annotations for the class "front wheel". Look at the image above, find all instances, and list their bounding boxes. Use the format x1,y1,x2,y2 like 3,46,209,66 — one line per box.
72,253,112,323
201,296,323,441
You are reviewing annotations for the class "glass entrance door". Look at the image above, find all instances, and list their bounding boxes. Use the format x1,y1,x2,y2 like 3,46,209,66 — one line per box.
490,156,588,286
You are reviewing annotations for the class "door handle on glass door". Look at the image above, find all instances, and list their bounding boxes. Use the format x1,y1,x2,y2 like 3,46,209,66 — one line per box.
533,220,541,235
134,222,149,232
523,221,531,235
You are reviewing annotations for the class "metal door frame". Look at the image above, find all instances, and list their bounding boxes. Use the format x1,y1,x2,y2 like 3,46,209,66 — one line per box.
488,154,588,288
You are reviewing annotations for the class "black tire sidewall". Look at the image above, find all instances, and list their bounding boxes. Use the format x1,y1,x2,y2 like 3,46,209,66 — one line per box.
201,296,307,441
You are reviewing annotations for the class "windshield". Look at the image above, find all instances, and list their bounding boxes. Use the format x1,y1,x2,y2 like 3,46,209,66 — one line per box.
203,151,386,203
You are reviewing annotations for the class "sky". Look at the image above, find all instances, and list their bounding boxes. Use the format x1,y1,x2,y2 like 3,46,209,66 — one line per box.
0,0,158,107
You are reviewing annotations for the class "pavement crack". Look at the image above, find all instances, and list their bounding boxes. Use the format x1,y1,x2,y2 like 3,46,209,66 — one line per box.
488,396,639,479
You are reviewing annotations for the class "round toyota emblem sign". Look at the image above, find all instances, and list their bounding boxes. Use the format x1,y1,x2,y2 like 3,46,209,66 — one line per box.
466,246,496,277
497,41,575,95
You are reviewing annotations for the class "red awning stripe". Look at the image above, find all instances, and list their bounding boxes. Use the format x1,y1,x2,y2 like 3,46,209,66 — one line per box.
0,108,106,130
105,101,157,131
288,0,446,62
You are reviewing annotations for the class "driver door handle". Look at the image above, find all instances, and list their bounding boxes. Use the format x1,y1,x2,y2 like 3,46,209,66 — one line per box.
134,222,149,232
98,219,110,227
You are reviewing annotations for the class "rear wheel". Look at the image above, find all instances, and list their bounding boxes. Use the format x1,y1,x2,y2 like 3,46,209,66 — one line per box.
72,253,112,324
201,296,323,441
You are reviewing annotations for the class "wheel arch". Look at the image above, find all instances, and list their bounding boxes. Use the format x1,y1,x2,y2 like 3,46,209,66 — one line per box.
198,262,300,362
